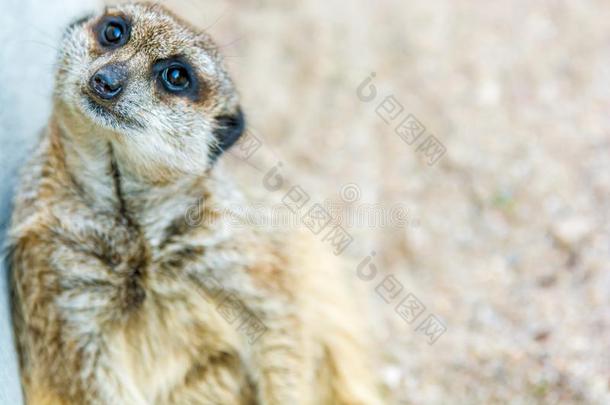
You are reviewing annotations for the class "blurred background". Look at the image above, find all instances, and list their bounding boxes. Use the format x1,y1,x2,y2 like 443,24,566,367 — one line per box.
161,1,610,403
3,0,610,403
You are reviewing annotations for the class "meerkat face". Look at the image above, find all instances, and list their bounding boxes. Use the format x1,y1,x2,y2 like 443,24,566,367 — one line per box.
55,3,244,180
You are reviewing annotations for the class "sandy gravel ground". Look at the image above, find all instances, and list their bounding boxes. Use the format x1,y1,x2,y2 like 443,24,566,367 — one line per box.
121,1,610,403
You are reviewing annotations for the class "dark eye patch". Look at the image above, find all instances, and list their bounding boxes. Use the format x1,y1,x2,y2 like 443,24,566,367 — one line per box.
95,15,131,48
153,58,201,101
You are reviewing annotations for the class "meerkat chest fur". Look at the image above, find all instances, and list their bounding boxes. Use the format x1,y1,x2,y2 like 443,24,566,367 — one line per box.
48,127,269,397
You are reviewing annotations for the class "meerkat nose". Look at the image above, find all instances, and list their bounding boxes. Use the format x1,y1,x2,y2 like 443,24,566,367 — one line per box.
89,63,127,100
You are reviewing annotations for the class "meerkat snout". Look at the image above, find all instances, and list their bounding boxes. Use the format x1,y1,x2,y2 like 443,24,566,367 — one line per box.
89,63,127,100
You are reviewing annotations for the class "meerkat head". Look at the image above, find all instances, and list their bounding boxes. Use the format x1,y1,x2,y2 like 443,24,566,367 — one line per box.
55,3,244,181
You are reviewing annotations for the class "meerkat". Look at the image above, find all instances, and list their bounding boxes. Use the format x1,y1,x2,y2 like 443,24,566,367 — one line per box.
6,3,384,405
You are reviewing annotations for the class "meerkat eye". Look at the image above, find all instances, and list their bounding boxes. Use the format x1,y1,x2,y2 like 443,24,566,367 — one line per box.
153,59,199,99
160,64,191,92
104,24,123,42
97,16,130,48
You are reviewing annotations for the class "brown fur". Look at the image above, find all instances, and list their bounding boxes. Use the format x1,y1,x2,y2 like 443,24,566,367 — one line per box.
8,3,383,404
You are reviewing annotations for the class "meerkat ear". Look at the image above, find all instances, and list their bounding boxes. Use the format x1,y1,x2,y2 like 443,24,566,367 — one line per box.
210,107,245,162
